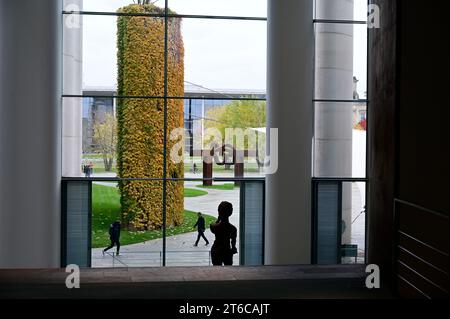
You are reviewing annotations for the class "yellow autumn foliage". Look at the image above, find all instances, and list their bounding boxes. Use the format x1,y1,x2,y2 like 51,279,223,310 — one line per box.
117,4,184,230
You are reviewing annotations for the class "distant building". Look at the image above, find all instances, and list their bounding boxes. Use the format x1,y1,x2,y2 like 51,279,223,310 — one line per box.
82,84,266,155
82,87,116,153
82,81,365,154
183,84,265,156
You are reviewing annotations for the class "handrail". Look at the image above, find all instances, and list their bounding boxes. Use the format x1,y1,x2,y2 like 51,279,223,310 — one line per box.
398,231,449,257
394,198,449,220
397,245,449,276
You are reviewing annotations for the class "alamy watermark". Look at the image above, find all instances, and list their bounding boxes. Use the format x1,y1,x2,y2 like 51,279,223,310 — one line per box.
170,127,279,175
368,4,381,29
64,4,81,29
365,264,380,289
65,262,380,289
65,264,80,289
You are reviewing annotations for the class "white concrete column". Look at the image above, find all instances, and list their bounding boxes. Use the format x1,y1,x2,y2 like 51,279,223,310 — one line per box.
314,0,354,244
62,0,83,177
0,0,62,267
265,0,314,264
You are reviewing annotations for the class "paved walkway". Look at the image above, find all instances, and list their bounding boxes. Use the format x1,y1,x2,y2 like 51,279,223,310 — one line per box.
91,175,366,267
92,181,240,267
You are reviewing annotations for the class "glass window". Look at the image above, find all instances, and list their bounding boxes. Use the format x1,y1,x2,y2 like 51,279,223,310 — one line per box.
91,180,163,268
315,0,368,21
64,0,267,18
63,97,166,178
168,18,266,96
314,102,367,178
341,181,366,264
64,14,165,95
62,1,267,268
64,0,166,14
314,23,367,101
168,0,267,18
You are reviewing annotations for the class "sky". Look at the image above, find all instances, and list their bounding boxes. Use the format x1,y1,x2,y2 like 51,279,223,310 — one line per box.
67,0,367,97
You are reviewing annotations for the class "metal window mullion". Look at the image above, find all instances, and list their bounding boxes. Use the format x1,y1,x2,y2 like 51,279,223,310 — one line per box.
161,0,169,267
62,10,267,21
314,99,369,103
313,19,367,25
62,94,266,101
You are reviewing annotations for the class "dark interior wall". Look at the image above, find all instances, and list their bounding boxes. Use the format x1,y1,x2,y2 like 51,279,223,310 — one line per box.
397,1,449,214
368,0,449,298
367,0,398,285
395,0,449,298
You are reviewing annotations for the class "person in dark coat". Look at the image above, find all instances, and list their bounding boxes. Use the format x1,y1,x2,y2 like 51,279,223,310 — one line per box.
210,201,237,266
83,164,90,178
103,220,121,256
193,212,209,246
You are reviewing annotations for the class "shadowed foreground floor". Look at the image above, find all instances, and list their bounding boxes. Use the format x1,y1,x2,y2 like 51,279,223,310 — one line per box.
0,265,392,299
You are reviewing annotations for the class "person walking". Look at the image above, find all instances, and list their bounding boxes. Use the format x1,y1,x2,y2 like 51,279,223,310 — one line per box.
103,220,121,256
88,161,94,177
210,201,237,266
83,164,90,178
193,212,209,246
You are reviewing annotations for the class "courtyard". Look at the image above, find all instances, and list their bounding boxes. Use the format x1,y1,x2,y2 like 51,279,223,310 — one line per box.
91,172,365,267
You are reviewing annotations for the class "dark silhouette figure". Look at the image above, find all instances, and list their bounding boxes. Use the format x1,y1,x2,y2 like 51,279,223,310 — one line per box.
103,220,121,256
193,212,209,246
210,201,237,266
83,164,90,178
83,162,94,177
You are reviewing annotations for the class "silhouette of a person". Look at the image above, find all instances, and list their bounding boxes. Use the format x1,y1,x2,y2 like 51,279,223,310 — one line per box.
83,164,90,178
103,220,121,256
210,201,237,266
193,212,209,246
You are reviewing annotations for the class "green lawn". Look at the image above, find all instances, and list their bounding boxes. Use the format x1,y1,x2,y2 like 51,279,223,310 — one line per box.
184,188,208,197
83,161,260,175
82,153,104,159
197,183,236,190
89,166,117,174
184,161,261,173
92,184,215,248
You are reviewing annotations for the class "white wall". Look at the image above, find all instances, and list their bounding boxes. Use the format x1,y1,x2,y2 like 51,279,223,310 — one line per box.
265,0,314,265
0,0,62,268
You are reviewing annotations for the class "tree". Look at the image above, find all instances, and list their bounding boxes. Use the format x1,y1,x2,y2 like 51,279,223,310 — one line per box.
93,113,117,172
204,100,266,149
204,100,267,170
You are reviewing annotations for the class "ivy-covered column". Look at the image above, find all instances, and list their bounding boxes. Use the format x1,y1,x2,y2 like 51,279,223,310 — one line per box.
116,4,184,230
